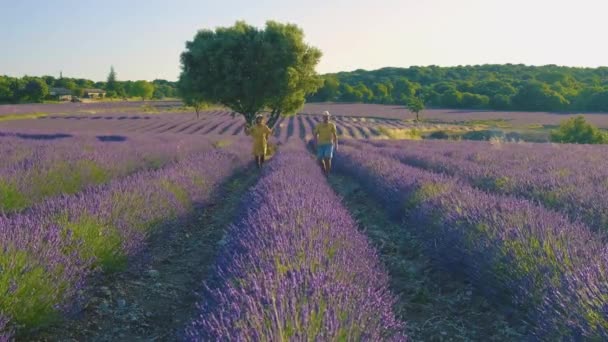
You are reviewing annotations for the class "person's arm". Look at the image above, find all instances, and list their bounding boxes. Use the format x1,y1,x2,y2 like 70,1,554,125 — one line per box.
332,124,338,148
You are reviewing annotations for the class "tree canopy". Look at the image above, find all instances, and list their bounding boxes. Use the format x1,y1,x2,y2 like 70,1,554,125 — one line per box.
307,64,608,113
131,80,155,100
0,72,176,104
178,21,322,127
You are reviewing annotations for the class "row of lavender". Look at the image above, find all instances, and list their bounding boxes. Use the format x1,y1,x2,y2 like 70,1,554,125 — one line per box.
186,143,405,341
334,144,608,339
0,133,219,213
0,137,250,338
0,100,183,116
349,139,608,234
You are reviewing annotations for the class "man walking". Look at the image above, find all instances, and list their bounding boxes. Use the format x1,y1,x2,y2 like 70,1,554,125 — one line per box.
314,111,338,175
245,114,273,169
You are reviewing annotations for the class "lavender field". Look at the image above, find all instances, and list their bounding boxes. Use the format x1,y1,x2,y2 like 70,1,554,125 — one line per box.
1,103,608,341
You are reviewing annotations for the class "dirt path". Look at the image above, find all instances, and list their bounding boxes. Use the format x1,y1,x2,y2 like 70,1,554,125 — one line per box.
29,169,260,342
329,175,528,341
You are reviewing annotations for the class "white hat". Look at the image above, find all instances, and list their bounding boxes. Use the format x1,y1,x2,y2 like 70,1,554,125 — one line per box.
322,111,331,117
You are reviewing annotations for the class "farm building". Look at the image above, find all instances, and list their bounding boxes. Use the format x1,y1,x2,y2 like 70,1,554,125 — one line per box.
83,88,106,98
49,87,73,101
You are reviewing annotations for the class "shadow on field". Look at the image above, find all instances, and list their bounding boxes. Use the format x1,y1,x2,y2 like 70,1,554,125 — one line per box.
0,132,74,140
96,135,128,142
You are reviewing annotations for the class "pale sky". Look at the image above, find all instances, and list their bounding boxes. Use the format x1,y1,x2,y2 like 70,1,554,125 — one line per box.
1,0,607,81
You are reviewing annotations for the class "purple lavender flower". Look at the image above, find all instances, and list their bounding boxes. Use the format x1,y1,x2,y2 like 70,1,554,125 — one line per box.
186,142,406,341
335,143,608,339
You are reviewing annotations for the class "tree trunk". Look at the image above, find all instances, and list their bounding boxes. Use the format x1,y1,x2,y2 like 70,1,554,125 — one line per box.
416,111,420,121
266,109,281,129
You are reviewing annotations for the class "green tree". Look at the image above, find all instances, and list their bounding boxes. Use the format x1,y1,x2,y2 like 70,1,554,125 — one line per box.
407,96,425,121
490,94,512,110
339,84,362,102
311,76,340,102
0,77,13,103
461,92,490,108
131,80,154,100
72,88,85,97
441,89,463,108
106,66,118,92
178,21,322,128
22,78,48,103
372,83,392,103
178,76,209,118
55,78,77,91
8,78,25,103
512,81,569,111
473,80,516,97
393,78,419,104
550,116,607,144
586,90,608,111
355,83,374,103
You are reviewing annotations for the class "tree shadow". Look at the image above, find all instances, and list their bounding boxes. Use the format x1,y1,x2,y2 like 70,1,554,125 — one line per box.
96,135,128,142
7,133,74,140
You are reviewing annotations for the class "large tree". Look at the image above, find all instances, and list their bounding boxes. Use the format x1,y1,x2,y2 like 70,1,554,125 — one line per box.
178,21,322,128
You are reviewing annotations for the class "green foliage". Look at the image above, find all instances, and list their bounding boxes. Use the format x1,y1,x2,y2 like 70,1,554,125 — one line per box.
58,213,126,272
178,20,322,127
407,96,425,121
587,90,608,111
462,130,505,141
441,89,463,107
309,76,340,102
0,247,63,327
550,116,608,144
32,160,109,199
131,80,155,100
0,180,30,212
512,81,569,111
461,92,490,108
106,66,118,91
177,76,210,118
490,94,512,110
0,72,177,104
22,78,49,103
306,65,608,112
428,130,449,139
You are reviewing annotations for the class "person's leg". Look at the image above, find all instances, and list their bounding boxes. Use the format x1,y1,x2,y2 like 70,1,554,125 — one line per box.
255,156,262,169
325,158,332,174
260,155,266,167
317,145,326,173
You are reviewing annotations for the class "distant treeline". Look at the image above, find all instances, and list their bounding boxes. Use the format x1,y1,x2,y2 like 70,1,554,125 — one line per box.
0,69,177,104
307,64,608,112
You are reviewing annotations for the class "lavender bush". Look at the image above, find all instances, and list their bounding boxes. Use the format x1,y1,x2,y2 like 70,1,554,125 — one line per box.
187,143,405,341
347,139,608,234
0,314,13,342
335,145,608,339
0,138,250,333
0,133,217,213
